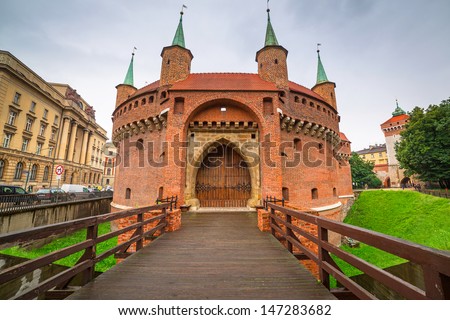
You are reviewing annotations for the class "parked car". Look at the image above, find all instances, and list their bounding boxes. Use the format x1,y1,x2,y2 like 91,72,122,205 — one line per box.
0,185,37,204
60,184,93,199
35,188,68,203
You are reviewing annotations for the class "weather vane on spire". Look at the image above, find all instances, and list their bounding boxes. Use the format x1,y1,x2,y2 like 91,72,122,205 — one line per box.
267,0,270,12
181,4,187,14
132,46,137,56
317,43,322,53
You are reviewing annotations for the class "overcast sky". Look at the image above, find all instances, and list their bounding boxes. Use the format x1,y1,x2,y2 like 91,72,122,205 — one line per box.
1,0,449,151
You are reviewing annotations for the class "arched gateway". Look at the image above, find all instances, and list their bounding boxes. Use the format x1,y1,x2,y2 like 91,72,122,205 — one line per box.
196,143,251,207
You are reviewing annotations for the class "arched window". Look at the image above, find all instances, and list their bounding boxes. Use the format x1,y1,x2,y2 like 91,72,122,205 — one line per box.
30,164,38,180
158,186,164,199
302,98,307,104
311,188,318,200
0,160,5,179
149,96,154,103
106,178,110,184
282,187,289,201
294,138,302,151
136,138,144,150
141,98,146,105
14,162,23,180
125,188,131,199
43,166,50,181
107,168,112,175
294,96,300,103
134,101,138,108
333,188,337,197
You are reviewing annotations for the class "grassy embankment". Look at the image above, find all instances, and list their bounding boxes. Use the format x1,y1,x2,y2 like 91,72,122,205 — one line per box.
334,190,450,278
0,222,117,272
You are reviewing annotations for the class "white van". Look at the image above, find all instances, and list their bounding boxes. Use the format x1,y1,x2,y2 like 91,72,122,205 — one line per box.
60,184,91,199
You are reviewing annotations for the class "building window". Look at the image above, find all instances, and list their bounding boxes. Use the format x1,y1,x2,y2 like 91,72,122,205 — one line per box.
282,187,289,201
14,162,24,180
318,143,324,154
51,128,57,140
21,138,29,152
43,166,49,181
371,154,375,159
8,111,17,126
263,97,273,116
30,164,37,181
107,168,111,175
0,159,5,179
30,101,36,112
125,188,131,199
39,124,46,136
48,147,54,157
43,109,48,119
294,138,302,151
106,179,110,184
333,187,337,197
107,158,112,165
378,152,382,157
25,118,33,131
13,92,21,105
54,115,59,125
36,143,43,155
294,96,300,103
3,133,12,148
134,101,138,108
311,188,318,200
141,98,146,105
310,102,314,107
174,97,185,114
302,98,307,104
149,96,154,103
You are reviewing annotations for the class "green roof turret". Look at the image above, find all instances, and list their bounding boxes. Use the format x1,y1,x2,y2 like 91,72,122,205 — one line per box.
172,10,186,48
265,9,279,46
392,99,406,116
123,52,134,86
316,48,329,84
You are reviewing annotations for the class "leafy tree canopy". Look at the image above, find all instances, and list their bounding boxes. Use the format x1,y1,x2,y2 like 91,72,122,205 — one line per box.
349,152,382,188
395,98,450,188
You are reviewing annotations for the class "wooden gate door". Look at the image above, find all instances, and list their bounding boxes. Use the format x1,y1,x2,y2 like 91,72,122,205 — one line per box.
196,144,251,207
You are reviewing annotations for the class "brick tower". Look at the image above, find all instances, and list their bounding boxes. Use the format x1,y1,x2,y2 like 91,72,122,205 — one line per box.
256,8,289,89
160,10,193,86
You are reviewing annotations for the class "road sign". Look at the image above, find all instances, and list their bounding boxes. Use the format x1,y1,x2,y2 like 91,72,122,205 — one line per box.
55,165,64,176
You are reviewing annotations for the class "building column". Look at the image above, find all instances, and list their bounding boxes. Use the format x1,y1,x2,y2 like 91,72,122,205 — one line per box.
79,128,90,165
67,121,78,162
57,117,71,160
85,132,94,167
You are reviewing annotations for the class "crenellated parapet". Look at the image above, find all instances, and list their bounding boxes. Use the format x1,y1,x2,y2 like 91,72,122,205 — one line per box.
279,112,341,147
112,112,168,142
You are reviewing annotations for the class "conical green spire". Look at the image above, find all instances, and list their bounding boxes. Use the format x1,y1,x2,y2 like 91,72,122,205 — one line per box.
316,50,329,84
123,52,134,86
172,11,186,48
265,9,279,46
392,99,406,116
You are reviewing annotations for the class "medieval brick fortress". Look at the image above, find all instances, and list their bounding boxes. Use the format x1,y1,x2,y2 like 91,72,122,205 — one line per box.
110,8,353,217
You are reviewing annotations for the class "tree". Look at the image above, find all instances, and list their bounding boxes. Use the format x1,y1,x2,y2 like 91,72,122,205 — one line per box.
349,152,382,188
395,98,450,188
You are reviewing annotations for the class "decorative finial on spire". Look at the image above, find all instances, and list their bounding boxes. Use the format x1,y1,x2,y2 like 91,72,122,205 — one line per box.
392,99,406,116
267,0,270,12
132,46,137,56
317,43,321,53
181,4,187,15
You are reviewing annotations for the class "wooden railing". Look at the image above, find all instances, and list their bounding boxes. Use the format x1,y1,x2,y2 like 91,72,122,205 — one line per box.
156,195,178,211
418,189,449,199
267,202,450,300
0,203,169,300
263,195,285,209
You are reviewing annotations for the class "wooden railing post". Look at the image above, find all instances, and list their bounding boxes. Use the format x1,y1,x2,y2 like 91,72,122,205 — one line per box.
423,265,450,299
161,206,167,235
136,211,144,251
286,213,293,253
82,224,98,284
270,206,276,237
318,223,330,290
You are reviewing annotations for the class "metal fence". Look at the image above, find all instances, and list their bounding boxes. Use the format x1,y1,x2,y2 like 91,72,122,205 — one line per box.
0,191,113,214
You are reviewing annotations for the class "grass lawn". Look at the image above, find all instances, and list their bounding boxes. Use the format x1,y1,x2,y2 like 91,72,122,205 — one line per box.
0,222,117,272
333,190,450,281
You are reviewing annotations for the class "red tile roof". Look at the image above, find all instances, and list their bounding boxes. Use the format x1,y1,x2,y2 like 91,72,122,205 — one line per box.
288,80,328,102
339,132,351,142
131,74,328,105
170,73,279,91
380,114,409,126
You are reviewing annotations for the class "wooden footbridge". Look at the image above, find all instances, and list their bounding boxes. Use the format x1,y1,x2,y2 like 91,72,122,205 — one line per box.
0,202,449,300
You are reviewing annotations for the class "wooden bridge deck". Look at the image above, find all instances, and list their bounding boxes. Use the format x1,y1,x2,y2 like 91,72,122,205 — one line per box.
67,211,335,300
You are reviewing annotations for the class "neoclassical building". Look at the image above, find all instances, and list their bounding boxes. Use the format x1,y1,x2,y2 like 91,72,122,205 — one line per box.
0,51,108,191
111,9,353,215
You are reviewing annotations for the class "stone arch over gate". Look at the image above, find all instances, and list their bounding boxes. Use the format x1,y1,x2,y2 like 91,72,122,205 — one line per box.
185,137,260,209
